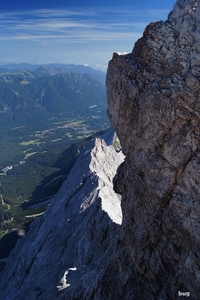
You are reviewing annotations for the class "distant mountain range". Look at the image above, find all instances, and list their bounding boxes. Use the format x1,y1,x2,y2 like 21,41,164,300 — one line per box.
0,63,105,84
0,64,107,129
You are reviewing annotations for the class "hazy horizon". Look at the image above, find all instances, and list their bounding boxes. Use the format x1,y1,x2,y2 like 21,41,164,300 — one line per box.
0,0,175,71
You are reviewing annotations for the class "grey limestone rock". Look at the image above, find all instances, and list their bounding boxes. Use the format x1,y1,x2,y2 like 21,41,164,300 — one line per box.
0,128,124,300
105,0,200,299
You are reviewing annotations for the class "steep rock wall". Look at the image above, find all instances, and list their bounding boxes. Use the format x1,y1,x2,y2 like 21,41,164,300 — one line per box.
106,0,200,299
0,128,124,300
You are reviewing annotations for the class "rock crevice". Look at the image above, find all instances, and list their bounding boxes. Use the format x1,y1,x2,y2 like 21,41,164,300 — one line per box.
106,0,200,298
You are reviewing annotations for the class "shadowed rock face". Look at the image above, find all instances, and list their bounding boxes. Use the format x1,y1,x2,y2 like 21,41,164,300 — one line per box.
106,0,200,299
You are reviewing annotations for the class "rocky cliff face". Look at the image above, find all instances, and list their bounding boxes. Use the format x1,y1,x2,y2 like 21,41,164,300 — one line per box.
106,0,200,299
0,128,124,300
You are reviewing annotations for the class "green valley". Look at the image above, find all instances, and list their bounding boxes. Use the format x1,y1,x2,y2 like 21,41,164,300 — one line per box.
0,64,109,260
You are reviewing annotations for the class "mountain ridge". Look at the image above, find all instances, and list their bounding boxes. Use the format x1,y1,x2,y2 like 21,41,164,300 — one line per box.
0,63,105,84
0,128,124,300
0,71,107,129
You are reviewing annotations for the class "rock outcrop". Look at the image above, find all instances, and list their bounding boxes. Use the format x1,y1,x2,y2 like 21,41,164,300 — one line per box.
106,0,200,299
0,128,124,300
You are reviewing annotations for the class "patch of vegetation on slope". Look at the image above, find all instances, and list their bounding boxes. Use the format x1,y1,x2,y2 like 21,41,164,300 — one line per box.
0,67,106,130
0,65,108,265
0,129,107,267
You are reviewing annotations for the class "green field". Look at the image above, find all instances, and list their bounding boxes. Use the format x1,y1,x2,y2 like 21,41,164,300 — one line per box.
0,120,108,251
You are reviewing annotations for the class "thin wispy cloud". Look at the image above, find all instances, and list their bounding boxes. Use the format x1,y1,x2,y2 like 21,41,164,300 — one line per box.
0,8,169,42
0,6,171,70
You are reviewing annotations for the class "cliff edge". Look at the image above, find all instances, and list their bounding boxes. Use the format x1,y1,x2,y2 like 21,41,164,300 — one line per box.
106,0,200,299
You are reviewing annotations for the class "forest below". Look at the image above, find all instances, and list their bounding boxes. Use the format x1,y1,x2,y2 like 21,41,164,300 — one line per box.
0,64,109,262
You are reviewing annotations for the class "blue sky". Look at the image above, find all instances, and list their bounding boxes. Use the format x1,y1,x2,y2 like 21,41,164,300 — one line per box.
0,0,176,71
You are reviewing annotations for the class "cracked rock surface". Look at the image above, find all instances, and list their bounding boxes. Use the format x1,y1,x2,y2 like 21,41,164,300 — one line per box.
106,0,200,299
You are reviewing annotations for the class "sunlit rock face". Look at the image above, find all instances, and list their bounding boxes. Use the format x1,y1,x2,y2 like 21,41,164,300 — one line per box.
106,0,200,299
0,128,124,300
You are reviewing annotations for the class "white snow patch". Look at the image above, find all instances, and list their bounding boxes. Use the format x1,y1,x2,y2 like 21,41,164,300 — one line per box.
12,89,19,96
1,165,13,175
89,105,97,108
40,88,46,99
114,52,128,56
57,267,78,291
